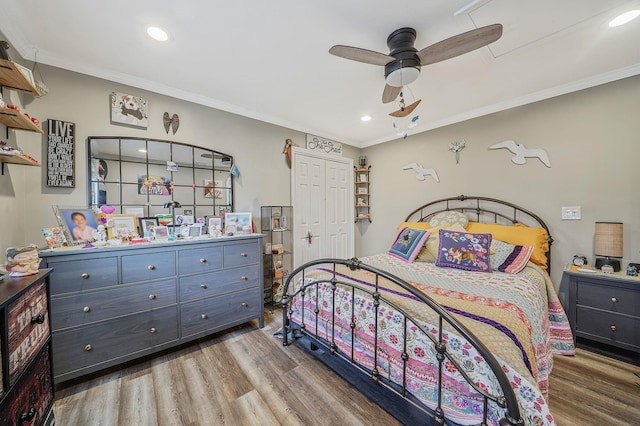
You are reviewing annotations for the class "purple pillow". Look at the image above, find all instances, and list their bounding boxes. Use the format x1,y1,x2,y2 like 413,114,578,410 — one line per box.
436,229,491,272
389,227,431,263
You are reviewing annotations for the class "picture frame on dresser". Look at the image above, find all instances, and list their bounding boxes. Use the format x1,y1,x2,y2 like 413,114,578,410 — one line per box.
54,206,99,243
106,214,138,239
138,217,159,236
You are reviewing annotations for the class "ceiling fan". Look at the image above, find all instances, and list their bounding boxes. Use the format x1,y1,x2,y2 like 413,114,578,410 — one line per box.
329,24,503,104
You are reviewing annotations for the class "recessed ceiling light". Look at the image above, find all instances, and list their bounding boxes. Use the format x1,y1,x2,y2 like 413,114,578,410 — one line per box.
361,115,372,122
609,10,640,27
147,26,169,41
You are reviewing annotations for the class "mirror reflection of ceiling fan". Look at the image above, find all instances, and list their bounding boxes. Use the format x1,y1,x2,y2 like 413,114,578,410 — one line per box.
329,24,503,116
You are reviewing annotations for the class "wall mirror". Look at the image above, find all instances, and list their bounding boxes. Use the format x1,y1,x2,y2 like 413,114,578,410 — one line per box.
88,136,234,219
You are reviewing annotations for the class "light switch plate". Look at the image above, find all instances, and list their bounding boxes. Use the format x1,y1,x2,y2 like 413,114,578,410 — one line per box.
561,206,581,220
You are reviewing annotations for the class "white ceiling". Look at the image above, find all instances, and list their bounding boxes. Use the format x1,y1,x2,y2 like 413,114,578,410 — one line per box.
1,0,639,148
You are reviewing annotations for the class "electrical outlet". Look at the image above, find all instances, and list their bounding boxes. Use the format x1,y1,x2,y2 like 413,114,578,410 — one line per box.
561,206,581,220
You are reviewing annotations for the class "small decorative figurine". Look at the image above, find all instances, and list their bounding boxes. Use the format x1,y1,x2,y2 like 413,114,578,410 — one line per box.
626,264,638,276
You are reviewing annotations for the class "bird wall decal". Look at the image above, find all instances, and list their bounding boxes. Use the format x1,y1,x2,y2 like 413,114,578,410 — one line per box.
489,140,551,167
402,162,440,182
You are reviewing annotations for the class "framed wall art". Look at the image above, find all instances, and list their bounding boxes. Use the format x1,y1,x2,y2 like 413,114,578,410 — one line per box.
110,92,149,129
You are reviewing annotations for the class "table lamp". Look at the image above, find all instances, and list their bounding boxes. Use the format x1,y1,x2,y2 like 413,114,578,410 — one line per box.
594,221,623,271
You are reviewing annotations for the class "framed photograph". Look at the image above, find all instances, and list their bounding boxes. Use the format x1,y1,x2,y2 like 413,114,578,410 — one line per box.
42,227,67,248
138,217,159,237
187,224,203,237
358,187,368,195
272,216,282,230
58,208,99,242
153,225,169,241
225,212,252,235
106,214,138,239
359,173,367,182
125,207,145,218
208,217,222,230
110,91,149,129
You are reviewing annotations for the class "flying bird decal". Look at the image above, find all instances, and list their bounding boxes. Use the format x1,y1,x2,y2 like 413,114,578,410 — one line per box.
402,162,440,182
489,140,551,167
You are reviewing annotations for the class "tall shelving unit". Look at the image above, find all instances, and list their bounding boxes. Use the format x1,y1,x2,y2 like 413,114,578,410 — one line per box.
355,165,371,222
261,206,293,304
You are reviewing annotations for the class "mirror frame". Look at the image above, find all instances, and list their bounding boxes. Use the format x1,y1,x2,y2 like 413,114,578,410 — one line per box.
87,136,234,220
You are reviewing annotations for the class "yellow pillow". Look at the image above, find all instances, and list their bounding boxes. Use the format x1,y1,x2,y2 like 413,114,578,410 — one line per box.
397,221,431,231
465,222,549,269
415,223,467,262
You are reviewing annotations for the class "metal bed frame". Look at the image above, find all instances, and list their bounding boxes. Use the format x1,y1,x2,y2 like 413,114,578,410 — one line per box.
281,195,553,426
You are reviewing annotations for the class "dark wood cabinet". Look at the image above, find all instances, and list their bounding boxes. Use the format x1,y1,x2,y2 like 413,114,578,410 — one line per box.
40,235,263,385
0,270,55,425
564,269,640,363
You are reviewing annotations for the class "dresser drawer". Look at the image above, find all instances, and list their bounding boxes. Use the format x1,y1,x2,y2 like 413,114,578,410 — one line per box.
179,265,259,302
223,241,259,268
0,345,53,426
178,246,223,274
7,281,50,386
576,307,640,350
47,257,118,295
52,306,179,378
180,287,261,338
576,280,639,316
50,278,177,330
122,251,176,283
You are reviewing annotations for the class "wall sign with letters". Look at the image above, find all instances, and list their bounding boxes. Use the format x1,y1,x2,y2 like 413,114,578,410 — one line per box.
305,134,342,156
47,119,75,187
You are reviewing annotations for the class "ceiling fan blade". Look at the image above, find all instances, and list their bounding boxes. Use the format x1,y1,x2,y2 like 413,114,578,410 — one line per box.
417,24,503,66
329,45,395,66
382,84,402,104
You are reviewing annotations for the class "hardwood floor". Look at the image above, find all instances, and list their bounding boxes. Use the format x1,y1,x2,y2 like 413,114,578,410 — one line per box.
54,308,640,426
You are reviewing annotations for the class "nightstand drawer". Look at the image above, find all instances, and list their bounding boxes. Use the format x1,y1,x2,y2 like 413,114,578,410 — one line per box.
576,280,639,316
576,307,640,350
7,281,50,386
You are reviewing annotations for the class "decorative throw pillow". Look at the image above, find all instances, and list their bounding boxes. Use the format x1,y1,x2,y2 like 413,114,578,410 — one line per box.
389,227,432,263
436,229,491,272
490,239,534,274
466,222,549,269
428,211,469,228
415,223,466,262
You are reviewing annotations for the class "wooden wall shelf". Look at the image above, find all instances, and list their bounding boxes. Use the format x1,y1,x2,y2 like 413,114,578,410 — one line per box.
0,58,42,96
0,152,40,167
0,106,43,133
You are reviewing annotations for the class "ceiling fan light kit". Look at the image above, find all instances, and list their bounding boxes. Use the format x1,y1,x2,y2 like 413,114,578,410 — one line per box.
329,23,503,105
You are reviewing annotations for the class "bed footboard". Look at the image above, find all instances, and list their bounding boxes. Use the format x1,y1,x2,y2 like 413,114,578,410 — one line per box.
281,258,524,426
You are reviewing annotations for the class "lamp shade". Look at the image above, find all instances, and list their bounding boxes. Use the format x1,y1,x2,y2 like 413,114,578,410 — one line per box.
594,222,623,258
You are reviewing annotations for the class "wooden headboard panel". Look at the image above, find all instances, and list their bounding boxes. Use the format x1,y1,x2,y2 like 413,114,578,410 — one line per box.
404,195,553,273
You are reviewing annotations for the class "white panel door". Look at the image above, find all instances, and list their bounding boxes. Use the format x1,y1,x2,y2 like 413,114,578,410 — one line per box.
292,150,325,267
292,147,353,268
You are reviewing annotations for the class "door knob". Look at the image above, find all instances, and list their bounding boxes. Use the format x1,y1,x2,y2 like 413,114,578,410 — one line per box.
306,231,313,244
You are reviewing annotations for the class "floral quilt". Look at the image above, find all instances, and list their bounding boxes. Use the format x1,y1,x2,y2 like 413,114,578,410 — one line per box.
288,254,574,426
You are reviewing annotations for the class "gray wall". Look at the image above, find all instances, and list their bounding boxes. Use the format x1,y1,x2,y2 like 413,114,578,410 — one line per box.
358,74,640,288
1,50,638,293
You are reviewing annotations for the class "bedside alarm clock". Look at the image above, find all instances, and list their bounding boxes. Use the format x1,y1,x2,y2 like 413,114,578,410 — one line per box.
573,255,588,266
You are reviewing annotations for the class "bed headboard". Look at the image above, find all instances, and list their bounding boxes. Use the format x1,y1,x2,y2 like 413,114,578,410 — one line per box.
404,194,553,273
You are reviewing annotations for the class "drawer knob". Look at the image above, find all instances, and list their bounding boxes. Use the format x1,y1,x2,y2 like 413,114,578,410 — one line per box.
19,407,36,422
150,327,157,333
201,314,208,320
200,258,207,263
85,344,93,351
81,273,90,279
200,284,208,289
241,303,248,308
610,325,617,331
241,276,248,280
148,265,156,270
240,252,248,257
83,306,91,313
611,297,618,303
30,314,45,325
149,294,156,300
